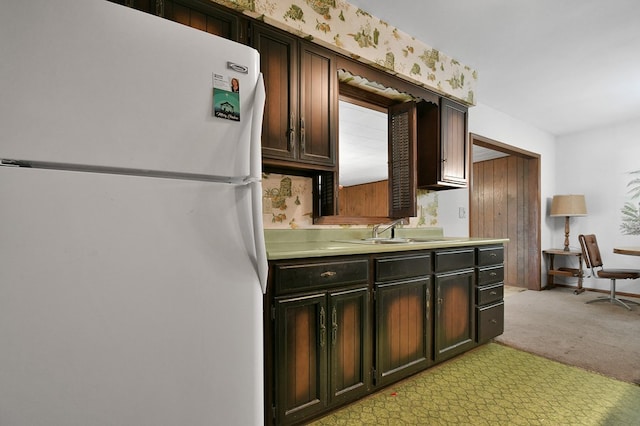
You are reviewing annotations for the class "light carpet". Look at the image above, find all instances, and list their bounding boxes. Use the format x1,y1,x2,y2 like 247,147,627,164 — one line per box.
495,286,640,384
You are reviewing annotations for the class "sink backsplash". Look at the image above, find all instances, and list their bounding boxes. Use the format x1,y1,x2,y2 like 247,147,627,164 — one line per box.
262,172,439,229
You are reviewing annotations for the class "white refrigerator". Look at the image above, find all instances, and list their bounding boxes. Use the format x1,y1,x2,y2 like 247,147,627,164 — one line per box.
0,1,267,425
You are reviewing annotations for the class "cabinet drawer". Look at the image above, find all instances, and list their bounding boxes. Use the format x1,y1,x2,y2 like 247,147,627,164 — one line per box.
477,302,504,342
477,265,504,286
274,258,369,294
433,248,474,273
477,283,503,306
477,245,504,266
375,253,431,283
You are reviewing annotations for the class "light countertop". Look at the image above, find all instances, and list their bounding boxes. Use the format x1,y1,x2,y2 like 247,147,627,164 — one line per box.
265,228,509,260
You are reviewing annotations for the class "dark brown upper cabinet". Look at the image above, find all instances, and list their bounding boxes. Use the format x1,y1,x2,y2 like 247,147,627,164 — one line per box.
110,0,245,42
417,97,469,190
252,23,337,171
162,0,245,42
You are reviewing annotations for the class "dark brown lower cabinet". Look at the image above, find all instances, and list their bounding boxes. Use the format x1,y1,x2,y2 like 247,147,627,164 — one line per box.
375,278,431,386
267,245,504,425
274,287,369,425
329,288,370,404
275,294,326,424
476,245,506,342
434,268,475,362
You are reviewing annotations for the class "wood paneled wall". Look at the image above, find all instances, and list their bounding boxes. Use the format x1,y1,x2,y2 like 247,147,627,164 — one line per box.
471,156,538,288
338,180,388,217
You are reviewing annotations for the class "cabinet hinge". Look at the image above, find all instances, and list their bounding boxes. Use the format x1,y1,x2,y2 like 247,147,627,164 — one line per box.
271,305,276,321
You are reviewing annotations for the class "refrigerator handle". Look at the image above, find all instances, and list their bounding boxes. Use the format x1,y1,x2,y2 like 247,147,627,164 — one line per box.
250,74,268,293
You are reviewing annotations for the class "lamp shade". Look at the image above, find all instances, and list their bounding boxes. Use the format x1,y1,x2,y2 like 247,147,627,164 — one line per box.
550,194,587,217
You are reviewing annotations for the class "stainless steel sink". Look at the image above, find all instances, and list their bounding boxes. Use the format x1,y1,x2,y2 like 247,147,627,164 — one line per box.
401,237,451,242
337,237,453,245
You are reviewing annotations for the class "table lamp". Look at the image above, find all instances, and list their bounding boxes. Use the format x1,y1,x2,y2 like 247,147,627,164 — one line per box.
550,194,587,251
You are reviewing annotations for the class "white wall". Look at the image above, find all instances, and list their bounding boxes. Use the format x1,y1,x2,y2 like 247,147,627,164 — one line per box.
436,188,469,236
556,118,640,295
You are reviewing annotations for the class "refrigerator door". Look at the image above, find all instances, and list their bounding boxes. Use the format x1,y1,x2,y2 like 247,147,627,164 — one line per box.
0,0,260,179
0,167,264,426
250,74,268,292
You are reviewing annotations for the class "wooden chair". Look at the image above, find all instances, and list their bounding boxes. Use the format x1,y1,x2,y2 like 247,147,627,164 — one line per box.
578,234,640,310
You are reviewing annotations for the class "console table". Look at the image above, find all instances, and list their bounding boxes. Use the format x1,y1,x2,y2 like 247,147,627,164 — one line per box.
542,249,584,294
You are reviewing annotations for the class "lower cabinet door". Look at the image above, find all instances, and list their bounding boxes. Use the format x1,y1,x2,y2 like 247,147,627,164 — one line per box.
275,288,369,425
375,278,431,386
329,287,370,405
434,269,475,361
275,293,328,424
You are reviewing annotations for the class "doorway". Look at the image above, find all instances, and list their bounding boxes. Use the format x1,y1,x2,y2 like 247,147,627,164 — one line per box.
469,134,541,290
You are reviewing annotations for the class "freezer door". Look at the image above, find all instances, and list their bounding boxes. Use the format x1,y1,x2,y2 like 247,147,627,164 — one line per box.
0,0,260,178
0,167,264,426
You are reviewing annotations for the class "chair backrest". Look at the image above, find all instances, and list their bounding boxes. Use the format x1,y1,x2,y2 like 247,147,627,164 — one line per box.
578,234,604,270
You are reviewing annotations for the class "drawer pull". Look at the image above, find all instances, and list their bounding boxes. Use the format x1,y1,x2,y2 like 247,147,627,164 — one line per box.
320,271,337,278
490,291,497,295
489,272,497,277
331,307,338,345
319,307,326,348
490,319,497,324
490,253,497,257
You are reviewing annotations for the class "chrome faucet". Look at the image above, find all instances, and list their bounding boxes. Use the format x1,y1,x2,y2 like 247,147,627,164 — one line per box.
372,218,406,239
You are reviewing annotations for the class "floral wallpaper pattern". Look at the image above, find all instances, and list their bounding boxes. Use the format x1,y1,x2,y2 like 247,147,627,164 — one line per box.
620,170,640,235
215,0,463,229
214,0,477,105
262,173,439,229
262,173,313,229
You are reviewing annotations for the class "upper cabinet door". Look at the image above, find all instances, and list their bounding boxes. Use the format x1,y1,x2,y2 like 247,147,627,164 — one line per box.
440,98,469,186
109,0,245,41
416,97,469,190
252,24,298,162
298,41,337,166
254,25,337,169
163,0,244,42
388,102,417,218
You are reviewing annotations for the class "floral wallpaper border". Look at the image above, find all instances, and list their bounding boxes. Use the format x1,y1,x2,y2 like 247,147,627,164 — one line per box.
214,0,477,105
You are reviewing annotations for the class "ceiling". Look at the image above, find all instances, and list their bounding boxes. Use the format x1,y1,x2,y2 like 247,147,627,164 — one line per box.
347,0,640,137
